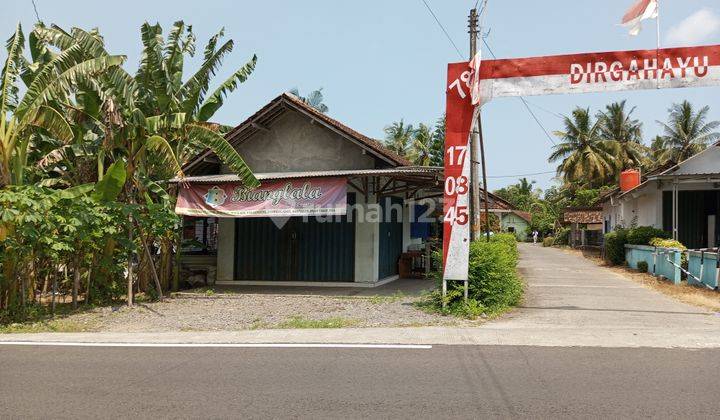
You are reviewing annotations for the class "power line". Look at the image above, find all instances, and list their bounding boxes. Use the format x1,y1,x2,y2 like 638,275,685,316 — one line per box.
31,0,41,22
481,37,558,146
487,170,557,179
420,0,464,60
521,98,564,119
519,97,557,146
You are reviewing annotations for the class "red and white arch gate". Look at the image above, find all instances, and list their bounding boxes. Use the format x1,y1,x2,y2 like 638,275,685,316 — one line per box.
443,44,720,283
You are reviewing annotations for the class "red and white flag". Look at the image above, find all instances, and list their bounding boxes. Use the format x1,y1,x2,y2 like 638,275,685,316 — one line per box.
621,0,658,36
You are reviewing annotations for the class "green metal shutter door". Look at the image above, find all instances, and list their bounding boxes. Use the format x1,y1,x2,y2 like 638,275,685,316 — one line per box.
233,194,356,282
378,196,404,279
234,217,288,281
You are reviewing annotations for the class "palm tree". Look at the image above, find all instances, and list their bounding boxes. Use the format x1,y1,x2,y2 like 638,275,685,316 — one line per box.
597,100,646,172
428,115,445,167
409,123,434,165
655,101,720,165
288,88,328,113
516,177,535,195
384,120,414,158
647,135,666,164
549,107,617,188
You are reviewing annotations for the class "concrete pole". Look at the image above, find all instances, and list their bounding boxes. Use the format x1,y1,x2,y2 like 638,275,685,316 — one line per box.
468,9,481,241
469,8,491,242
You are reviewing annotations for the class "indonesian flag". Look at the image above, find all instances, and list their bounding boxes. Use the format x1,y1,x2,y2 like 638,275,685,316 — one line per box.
621,0,658,36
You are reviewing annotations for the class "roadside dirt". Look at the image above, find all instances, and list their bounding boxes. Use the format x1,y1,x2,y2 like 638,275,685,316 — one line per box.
62,293,482,332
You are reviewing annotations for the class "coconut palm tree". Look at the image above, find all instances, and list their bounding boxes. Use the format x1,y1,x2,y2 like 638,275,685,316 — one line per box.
597,100,646,172
409,123,434,165
655,101,720,165
428,115,445,167
549,107,617,188
288,88,329,113
384,120,414,158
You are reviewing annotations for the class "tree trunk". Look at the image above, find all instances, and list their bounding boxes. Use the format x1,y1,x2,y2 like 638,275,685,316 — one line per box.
127,219,134,307
72,257,80,309
85,262,93,305
173,230,182,292
51,273,57,314
140,234,163,300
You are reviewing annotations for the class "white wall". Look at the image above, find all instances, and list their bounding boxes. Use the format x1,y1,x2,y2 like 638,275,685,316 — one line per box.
216,218,236,282
353,187,380,284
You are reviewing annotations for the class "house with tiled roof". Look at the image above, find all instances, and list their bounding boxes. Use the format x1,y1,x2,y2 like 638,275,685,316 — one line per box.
500,210,532,241
598,143,720,249
174,92,505,286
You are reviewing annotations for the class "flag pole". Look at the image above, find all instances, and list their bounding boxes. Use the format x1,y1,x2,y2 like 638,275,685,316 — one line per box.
656,0,661,89
656,0,661,51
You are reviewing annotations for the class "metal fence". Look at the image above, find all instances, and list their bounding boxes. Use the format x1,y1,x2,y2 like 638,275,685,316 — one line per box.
687,250,720,290
625,245,719,290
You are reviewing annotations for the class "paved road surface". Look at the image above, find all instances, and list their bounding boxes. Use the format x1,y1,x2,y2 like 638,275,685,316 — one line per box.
1,344,718,419
500,243,720,333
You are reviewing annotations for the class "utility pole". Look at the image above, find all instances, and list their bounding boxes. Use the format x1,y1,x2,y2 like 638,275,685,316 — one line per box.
469,8,492,242
469,9,481,241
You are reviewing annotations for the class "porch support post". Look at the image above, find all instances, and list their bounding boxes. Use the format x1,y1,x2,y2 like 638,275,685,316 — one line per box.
672,179,679,240
216,218,236,282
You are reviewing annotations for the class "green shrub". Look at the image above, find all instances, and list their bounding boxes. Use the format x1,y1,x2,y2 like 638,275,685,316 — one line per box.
553,228,571,246
424,234,523,318
649,238,686,250
626,226,671,245
637,261,649,273
604,228,628,265
543,237,555,247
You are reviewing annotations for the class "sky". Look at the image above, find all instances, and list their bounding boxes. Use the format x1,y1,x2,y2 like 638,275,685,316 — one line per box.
3,0,720,191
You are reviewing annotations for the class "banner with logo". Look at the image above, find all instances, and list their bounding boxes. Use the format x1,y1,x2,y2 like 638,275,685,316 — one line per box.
176,177,347,218
475,44,720,103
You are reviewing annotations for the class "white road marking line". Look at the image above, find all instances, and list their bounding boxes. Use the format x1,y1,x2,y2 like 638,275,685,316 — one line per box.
529,284,644,289
0,342,432,349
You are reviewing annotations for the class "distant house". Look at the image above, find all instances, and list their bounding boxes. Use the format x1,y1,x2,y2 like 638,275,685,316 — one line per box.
598,143,720,249
562,207,603,247
501,210,532,241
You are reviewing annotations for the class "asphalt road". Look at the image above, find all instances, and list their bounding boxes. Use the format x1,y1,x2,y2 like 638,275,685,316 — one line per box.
1,344,718,419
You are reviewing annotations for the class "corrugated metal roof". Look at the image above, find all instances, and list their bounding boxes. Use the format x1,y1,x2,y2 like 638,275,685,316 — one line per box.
171,166,442,184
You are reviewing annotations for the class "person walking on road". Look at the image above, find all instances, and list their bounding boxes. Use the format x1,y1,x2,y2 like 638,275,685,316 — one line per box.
532,230,539,244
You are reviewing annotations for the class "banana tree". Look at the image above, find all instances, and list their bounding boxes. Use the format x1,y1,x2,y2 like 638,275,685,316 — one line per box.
34,22,260,293
1,23,126,188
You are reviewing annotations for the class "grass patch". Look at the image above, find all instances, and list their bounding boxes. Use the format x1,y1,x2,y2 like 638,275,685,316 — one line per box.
0,319,94,334
367,291,406,304
275,316,359,329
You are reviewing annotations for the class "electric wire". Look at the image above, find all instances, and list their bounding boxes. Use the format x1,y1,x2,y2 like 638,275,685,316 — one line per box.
420,0,464,60
481,37,558,146
31,0,41,22
486,170,557,179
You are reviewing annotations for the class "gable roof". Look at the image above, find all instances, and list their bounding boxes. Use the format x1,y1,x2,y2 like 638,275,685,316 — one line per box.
510,210,532,223
184,93,410,175
653,143,720,178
